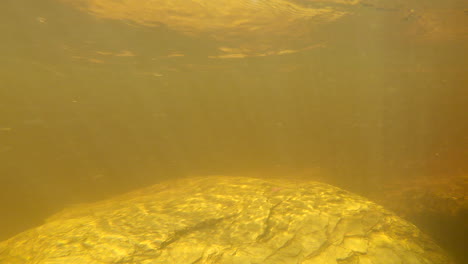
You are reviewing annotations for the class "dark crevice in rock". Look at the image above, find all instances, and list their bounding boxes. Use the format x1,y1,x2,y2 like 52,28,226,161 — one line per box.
255,200,284,243
263,233,298,261
158,214,237,250
305,240,331,260
189,255,203,264
336,251,366,264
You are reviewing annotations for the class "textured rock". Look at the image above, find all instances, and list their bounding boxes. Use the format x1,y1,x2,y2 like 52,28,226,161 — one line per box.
0,176,455,264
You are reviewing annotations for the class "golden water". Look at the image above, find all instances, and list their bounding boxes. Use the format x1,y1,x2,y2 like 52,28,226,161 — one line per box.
0,0,466,262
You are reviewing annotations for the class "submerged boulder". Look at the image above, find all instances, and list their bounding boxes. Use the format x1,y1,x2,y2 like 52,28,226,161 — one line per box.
0,176,455,263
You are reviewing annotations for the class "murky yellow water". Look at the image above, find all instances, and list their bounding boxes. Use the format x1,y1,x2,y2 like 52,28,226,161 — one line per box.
0,0,466,262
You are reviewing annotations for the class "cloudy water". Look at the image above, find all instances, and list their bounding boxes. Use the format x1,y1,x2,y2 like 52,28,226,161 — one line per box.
0,0,466,263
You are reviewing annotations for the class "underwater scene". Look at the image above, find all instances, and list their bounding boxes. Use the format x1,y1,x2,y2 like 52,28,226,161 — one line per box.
0,0,466,263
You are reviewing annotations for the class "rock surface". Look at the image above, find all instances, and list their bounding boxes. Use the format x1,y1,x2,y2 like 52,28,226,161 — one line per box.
0,176,455,264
